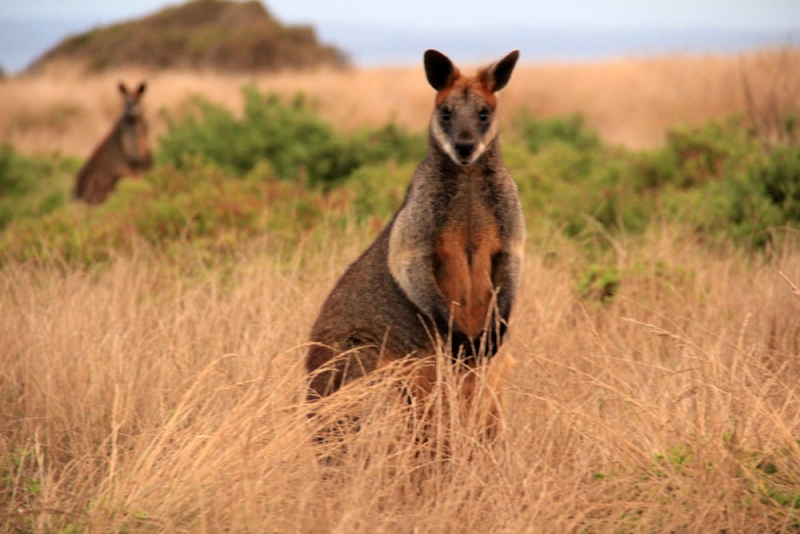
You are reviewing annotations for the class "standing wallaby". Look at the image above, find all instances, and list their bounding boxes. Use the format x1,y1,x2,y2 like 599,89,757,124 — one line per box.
306,49,524,403
74,81,153,204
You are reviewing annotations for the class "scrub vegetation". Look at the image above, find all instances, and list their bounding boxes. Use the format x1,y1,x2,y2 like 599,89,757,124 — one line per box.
0,47,799,532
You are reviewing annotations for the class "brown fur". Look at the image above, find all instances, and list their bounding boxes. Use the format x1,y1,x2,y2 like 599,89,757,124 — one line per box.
433,196,503,339
436,75,498,108
306,50,524,434
74,81,152,204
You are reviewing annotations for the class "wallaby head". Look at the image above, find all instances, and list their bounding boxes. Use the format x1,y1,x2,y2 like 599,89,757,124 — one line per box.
424,49,519,166
118,81,147,122
117,81,150,166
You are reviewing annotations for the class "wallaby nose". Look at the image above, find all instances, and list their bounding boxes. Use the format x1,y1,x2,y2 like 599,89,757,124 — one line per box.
455,141,475,160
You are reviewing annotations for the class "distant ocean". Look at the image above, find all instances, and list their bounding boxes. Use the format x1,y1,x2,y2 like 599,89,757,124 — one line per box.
0,17,795,73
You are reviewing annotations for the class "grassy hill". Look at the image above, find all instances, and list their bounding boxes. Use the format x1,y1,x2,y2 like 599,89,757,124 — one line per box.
27,0,348,73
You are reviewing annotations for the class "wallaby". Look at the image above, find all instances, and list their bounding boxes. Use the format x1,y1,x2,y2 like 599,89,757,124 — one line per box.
74,81,153,204
307,50,524,404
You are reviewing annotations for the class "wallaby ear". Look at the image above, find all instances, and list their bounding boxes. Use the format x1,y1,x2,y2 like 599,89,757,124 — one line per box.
483,50,520,93
424,49,458,91
136,82,147,96
118,82,129,95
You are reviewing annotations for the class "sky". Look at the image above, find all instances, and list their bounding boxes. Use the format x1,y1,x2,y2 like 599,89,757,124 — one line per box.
1,0,799,72
3,0,800,30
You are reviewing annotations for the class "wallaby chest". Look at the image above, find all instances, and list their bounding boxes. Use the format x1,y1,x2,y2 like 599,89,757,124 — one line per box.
432,184,502,338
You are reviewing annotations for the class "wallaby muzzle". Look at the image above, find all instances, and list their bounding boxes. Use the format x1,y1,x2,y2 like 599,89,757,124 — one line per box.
455,140,476,161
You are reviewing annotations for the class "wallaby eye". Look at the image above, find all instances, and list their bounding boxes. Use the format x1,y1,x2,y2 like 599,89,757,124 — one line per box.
479,109,490,122
440,108,451,121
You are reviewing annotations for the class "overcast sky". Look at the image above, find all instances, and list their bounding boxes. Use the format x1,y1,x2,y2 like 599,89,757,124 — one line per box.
1,0,799,71
3,0,799,30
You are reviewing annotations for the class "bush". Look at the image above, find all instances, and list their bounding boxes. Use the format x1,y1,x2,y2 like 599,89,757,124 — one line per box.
0,144,75,229
654,117,800,248
345,160,416,222
352,122,426,166
0,158,335,266
510,112,800,248
758,145,800,223
515,112,600,153
4,99,800,265
509,113,658,239
0,144,37,197
158,89,349,184
158,87,423,188
638,117,757,191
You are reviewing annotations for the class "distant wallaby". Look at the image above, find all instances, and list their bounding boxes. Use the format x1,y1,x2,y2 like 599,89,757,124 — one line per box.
74,81,152,204
307,50,524,401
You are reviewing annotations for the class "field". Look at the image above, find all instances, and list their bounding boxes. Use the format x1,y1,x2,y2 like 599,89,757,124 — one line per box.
1,49,800,532
3,47,800,155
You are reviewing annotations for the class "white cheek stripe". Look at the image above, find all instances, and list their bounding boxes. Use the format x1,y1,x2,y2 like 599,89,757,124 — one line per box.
432,118,500,166
431,119,460,164
468,120,498,164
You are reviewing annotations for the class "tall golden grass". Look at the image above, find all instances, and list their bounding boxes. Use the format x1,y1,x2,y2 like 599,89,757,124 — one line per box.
1,225,799,532
2,48,800,532
1,48,799,157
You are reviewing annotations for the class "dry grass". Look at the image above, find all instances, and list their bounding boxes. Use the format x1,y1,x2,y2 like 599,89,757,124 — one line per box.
1,225,799,532
2,46,800,532
1,48,799,157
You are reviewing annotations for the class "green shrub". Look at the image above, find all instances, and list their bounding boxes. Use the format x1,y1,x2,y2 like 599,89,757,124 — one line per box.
576,263,620,304
627,117,750,197
509,137,653,240
158,88,354,185
3,100,800,266
352,122,426,166
757,145,800,222
0,144,74,229
511,113,800,248
0,144,41,197
158,87,423,188
345,161,416,222
0,159,329,265
652,118,800,248
515,112,600,153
